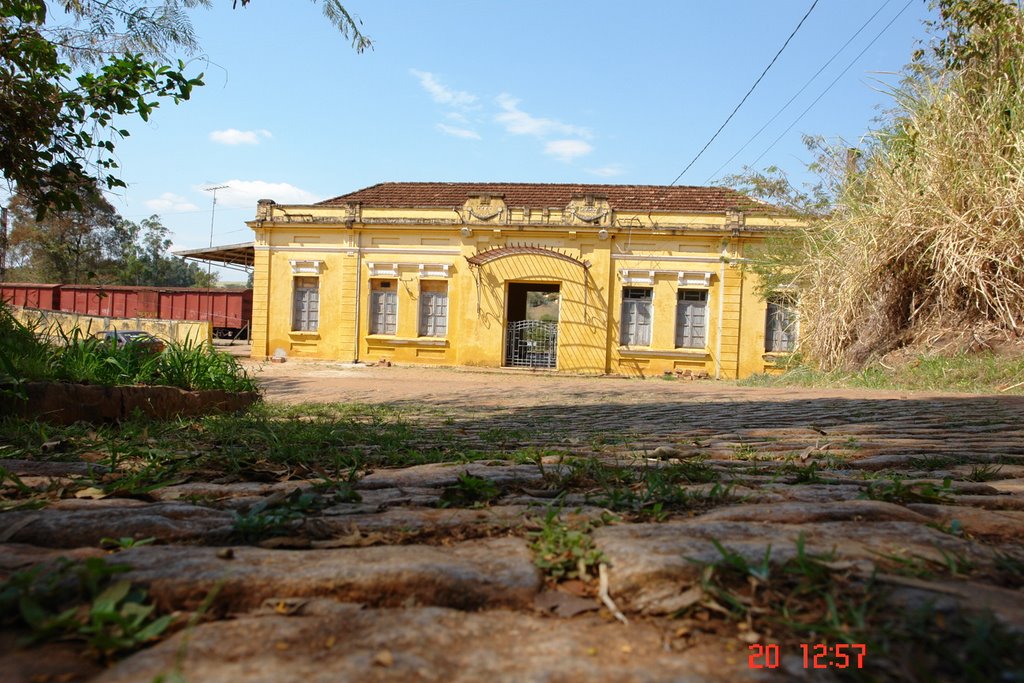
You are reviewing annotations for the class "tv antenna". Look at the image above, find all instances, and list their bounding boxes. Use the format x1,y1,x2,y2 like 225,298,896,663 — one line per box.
203,185,229,277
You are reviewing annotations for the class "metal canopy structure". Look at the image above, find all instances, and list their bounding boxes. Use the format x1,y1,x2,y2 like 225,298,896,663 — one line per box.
174,242,255,271
466,244,590,269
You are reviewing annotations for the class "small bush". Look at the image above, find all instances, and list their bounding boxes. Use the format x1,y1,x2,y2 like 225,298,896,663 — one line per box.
0,302,257,393
154,338,257,392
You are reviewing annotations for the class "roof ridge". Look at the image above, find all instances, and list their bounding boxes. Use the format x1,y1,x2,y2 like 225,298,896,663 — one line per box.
312,181,772,213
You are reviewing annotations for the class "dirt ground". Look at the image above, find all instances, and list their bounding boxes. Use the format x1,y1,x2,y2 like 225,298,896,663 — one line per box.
249,358,955,408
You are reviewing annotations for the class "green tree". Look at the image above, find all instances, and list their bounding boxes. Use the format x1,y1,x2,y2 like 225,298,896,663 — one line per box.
2,0,369,217
6,185,119,283
9,193,218,286
111,215,218,287
1,1,204,217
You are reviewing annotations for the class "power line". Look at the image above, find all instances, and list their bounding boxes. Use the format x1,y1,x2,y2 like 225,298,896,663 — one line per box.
747,0,915,169
705,0,895,184
669,0,820,186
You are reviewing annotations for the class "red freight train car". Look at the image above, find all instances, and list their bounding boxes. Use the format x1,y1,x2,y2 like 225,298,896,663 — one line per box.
3,284,251,339
0,283,61,311
58,285,153,319
158,288,252,337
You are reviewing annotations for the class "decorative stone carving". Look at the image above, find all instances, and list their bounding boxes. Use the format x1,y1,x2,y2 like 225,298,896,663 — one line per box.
463,195,507,223
344,202,361,223
290,260,323,275
566,195,611,226
255,199,276,221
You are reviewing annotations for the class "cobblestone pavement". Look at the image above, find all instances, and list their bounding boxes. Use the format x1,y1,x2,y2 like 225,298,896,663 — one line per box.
2,362,1023,682
257,362,1024,462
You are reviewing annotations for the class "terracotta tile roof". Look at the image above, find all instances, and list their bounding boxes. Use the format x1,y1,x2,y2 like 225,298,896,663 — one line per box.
317,182,771,214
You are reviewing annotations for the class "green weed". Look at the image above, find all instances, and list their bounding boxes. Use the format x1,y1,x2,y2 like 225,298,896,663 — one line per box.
782,462,825,484
909,455,956,471
0,557,173,661
739,352,1024,395
528,507,605,581
685,534,876,644
965,463,1003,482
100,537,157,551
732,444,763,461
231,489,324,542
862,475,955,504
438,472,501,508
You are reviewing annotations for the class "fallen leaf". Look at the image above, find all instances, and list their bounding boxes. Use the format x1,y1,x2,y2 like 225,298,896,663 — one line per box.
533,590,598,618
659,586,704,613
258,536,311,550
739,630,761,644
254,598,308,617
41,439,69,453
74,487,108,500
558,579,590,597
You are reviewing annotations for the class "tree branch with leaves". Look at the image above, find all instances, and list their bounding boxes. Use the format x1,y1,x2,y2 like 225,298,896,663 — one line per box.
1,0,369,219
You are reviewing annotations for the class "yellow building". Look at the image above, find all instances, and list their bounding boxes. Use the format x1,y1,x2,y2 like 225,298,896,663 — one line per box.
246,182,800,378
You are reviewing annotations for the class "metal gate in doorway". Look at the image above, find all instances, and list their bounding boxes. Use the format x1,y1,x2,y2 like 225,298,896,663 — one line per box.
504,320,558,368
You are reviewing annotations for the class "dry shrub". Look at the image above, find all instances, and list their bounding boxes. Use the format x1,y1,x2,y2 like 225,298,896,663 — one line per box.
794,9,1024,370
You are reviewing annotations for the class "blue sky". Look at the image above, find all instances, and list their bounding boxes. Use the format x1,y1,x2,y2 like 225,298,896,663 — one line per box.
53,1,938,279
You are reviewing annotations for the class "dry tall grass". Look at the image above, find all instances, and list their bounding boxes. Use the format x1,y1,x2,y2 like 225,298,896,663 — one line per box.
793,13,1024,370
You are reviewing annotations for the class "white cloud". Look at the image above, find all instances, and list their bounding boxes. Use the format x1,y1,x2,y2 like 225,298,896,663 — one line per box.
209,128,273,145
144,192,199,212
445,111,469,124
495,94,591,139
436,123,481,140
410,69,477,108
544,140,593,163
587,164,625,178
193,180,320,210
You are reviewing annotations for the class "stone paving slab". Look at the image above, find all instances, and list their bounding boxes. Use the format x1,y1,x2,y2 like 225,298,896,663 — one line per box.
358,462,546,490
596,516,1001,615
118,537,541,612
92,600,740,683
0,500,234,547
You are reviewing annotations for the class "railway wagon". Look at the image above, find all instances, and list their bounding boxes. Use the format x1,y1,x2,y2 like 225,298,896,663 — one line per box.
158,288,252,338
2,284,252,339
58,285,155,319
0,283,61,311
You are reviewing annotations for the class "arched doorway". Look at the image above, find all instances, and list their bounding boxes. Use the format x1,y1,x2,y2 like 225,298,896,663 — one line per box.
505,282,559,368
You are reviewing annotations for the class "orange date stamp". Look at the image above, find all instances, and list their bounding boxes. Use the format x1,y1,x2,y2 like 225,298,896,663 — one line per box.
748,642,867,670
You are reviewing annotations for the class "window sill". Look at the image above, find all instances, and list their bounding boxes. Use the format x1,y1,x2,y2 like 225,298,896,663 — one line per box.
289,330,320,338
619,347,709,359
762,352,796,363
366,336,449,348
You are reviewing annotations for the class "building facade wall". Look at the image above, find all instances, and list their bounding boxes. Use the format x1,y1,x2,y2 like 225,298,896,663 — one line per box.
248,197,799,379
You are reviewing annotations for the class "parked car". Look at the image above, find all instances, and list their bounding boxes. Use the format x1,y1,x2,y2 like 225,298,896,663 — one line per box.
95,330,166,353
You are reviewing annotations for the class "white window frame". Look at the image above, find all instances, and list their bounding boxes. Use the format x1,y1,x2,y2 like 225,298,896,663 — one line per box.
292,276,319,332
419,281,448,337
369,279,398,335
675,289,708,349
620,287,653,346
765,294,798,352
